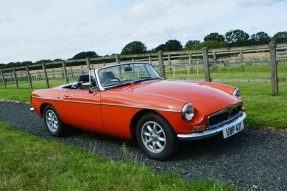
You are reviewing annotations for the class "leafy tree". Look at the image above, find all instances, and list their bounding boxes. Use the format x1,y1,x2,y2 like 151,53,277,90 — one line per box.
204,32,224,42
21,61,33,66
154,44,167,52
225,29,250,47
6,62,23,68
72,51,99,59
121,41,147,55
34,59,52,65
202,40,227,49
184,40,200,49
249,32,271,45
185,40,227,50
164,40,183,51
272,31,287,43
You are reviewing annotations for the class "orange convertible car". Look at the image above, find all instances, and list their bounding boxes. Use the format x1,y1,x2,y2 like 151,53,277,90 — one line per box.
31,62,246,160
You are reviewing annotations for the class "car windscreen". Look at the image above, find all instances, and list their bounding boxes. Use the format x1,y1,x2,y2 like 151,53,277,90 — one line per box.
98,63,160,88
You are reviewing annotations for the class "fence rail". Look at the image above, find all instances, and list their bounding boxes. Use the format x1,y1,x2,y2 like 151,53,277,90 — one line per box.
1,42,287,95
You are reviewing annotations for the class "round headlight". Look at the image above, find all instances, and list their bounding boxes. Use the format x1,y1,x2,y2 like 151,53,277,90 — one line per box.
233,88,241,97
182,103,195,122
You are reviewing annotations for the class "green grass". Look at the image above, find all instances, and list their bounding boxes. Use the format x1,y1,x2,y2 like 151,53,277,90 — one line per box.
0,123,234,190
165,65,287,79
0,79,67,102
226,82,287,129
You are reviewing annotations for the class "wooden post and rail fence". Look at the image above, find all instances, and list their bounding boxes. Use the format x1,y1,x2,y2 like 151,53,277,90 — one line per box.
0,42,286,95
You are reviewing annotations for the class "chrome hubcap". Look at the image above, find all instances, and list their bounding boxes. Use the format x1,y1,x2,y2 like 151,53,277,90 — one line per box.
46,110,58,132
141,121,166,153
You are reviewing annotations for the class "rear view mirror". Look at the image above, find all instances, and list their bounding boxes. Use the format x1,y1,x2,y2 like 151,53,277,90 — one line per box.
124,66,132,72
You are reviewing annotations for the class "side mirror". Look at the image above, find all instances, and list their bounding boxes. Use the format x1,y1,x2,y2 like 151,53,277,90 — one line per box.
88,87,99,93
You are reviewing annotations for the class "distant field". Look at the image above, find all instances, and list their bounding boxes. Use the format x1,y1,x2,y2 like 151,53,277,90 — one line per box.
165,65,287,80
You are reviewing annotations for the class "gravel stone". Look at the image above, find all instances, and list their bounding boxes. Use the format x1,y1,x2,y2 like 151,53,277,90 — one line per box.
0,101,286,190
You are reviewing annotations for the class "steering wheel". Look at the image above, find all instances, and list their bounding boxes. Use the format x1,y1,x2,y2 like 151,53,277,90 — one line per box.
101,77,120,86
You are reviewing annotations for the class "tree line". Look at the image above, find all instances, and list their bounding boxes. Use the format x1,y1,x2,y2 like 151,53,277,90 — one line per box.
1,29,286,69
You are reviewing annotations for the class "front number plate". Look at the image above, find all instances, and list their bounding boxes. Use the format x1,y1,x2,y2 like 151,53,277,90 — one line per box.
223,121,244,139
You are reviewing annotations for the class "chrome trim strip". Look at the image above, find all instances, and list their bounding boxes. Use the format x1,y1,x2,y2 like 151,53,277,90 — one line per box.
31,96,180,112
209,108,229,117
63,100,100,105
177,112,246,141
31,96,60,101
101,103,180,113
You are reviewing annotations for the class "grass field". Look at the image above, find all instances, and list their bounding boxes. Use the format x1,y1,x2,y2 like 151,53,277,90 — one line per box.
165,65,287,79
0,123,234,191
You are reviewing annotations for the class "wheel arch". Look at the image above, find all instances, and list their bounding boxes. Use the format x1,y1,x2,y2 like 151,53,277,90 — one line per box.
40,103,51,116
129,109,173,140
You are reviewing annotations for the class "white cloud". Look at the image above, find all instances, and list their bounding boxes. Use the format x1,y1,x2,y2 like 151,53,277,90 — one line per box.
0,14,13,23
237,0,284,8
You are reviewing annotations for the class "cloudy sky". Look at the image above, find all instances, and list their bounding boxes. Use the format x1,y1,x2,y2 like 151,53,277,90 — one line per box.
0,0,286,63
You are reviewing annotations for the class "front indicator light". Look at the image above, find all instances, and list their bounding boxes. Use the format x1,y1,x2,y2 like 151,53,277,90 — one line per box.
194,125,206,133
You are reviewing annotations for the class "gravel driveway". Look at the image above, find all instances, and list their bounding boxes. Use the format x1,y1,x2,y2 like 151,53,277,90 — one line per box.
0,101,286,191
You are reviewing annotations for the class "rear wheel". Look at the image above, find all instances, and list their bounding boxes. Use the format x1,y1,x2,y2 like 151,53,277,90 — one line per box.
43,105,65,137
136,113,178,160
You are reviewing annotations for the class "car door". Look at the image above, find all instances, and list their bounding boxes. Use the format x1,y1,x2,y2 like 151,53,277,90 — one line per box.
62,89,103,131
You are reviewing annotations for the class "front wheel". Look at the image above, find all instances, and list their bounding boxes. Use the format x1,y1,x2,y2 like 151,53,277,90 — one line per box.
43,105,65,137
136,113,178,160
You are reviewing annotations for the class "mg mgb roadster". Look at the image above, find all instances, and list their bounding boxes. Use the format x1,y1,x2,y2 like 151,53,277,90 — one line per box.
31,62,246,160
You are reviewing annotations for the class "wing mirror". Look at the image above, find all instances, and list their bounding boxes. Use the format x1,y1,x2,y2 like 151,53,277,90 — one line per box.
88,87,99,93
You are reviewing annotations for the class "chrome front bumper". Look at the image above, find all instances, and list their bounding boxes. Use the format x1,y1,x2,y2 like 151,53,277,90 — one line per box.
30,107,35,111
177,112,247,141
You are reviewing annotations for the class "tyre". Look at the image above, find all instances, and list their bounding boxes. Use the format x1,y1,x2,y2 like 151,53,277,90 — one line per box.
43,105,65,137
136,113,178,160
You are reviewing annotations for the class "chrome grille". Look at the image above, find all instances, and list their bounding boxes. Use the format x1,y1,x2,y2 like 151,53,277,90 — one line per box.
208,104,242,129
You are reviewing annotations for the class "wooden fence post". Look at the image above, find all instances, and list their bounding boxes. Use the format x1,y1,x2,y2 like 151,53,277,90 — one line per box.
26,65,33,89
240,50,244,72
188,52,193,75
158,50,166,78
80,65,84,75
168,54,172,74
149,57,152,65
12,67,19,88
52,69,55,79
269,41,278,95
86,57,91,70
1,69,7,89
42,63,49,88
115,54,120,64
213,52,217,73
62,60,69,83
202,47,211,82
70,66,74,77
